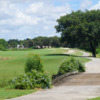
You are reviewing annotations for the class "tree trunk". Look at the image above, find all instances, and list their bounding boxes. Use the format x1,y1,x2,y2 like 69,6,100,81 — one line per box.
92,48,96,57
90,42,96,57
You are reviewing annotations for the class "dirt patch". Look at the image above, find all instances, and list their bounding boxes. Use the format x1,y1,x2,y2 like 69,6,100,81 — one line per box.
67,50,75,54
48,49,56,50
64,50,75,54
0,57,10,60
60,48,69,50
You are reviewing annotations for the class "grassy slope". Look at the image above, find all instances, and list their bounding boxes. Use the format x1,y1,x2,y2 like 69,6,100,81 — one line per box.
0,48,90,99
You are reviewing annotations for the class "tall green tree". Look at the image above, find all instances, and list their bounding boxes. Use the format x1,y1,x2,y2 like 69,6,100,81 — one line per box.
33,36,61,48
33,36,50,47
8,39,19,48
0,39,7,50
55,10,100,57
49,36,61,47
22,38,33,48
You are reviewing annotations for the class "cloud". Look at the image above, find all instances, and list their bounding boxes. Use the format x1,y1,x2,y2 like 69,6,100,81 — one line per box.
26,2,71,18
0,0,72,40
0,29,11,34
89,1,100,10
80,0,92,9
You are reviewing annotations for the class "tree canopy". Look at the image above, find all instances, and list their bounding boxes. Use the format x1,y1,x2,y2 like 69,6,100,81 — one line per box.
33,36,60,48
8,39,19,48
0,39,7,50
55,10,100,57
5,36,61,49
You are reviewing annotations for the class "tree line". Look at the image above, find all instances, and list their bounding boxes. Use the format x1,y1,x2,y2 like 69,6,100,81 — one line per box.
0,36,62,50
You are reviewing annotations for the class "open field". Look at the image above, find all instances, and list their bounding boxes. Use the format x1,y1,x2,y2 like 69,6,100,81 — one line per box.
0,48,90,99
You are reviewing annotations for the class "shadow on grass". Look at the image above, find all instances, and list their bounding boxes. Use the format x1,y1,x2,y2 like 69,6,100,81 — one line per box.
45,53,92,58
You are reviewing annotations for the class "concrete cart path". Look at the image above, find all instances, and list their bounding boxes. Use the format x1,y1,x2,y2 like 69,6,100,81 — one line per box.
7,86,100,100
7,50,100,100
81,51,100,73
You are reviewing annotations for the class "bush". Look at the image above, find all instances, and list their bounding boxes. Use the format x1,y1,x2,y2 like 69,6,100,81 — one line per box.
96,49,100,54
77,60,85,72
25,54,44,73
10,54,51,89
58,57,85,75
0,45,6,51
10,70,51,89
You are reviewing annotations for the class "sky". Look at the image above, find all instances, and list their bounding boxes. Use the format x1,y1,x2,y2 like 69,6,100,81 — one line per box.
0,0,100,40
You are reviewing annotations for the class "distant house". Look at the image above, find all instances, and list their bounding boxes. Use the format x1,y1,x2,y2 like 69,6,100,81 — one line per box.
42,46,45,48
48,46,51,48
17,44,25,49
17,45,20,49
36,46,41,49
35,45,52,49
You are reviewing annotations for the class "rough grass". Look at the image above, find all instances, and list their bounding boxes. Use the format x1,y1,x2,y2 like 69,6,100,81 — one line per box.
0,48,91,99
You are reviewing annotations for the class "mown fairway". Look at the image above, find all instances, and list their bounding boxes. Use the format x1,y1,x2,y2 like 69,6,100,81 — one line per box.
0,48,90,99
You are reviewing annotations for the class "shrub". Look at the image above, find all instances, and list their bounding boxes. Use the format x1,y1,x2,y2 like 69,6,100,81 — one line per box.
0,45,6,51
25,54,44,73
10,70,51,89
96,49,100,54
58,57,85,75
77,60,85,72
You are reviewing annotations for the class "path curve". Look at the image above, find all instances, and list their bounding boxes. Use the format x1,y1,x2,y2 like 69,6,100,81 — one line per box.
81,51,100,73
8,50,100,100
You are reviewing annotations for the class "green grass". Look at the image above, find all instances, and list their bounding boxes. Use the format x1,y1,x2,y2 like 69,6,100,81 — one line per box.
88,97,100,100
0,88,37,100
74,48,92,56
0,48,91,99
71,50,83,56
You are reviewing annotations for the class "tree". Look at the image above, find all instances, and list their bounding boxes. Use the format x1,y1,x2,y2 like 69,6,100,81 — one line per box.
8,39,19,48
49,36,61,47
33,36,61,48
0,39,7,50
55,10,100,57
33,36,50,47
22,38,33,48
33,37,44,47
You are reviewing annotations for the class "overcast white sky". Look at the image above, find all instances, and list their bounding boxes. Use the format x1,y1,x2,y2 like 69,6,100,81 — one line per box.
0,0,100,40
